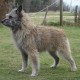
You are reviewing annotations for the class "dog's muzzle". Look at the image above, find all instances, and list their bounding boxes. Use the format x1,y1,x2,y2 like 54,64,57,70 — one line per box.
1,19,12,27
1,19,9,24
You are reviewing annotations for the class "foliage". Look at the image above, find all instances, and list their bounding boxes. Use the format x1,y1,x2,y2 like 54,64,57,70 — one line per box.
0,0,10,21
3,0,71,12
15,0,23,5
29,0,50,12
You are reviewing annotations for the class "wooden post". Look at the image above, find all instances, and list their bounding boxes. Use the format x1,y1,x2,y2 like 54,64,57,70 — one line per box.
60,0,63,26
42,7,48,25
78,10,80,23
75,5,78,23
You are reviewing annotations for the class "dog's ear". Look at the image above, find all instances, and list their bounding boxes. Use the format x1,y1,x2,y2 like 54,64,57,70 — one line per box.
16,5,22,14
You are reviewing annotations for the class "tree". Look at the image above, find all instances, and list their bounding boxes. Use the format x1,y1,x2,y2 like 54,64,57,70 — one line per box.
0,0,11,21
30,0,50,12
15,0,23,5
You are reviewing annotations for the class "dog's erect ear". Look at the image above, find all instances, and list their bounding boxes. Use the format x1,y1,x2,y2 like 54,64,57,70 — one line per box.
16,5,22,14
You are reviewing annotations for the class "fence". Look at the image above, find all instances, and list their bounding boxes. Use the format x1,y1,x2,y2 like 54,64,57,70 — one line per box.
30,5,80,26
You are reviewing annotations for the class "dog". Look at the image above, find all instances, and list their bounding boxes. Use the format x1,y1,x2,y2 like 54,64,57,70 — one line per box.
1,5,77,76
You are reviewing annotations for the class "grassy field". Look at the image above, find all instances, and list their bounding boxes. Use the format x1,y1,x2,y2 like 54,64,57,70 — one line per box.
0,12,80,80
29,11,75,24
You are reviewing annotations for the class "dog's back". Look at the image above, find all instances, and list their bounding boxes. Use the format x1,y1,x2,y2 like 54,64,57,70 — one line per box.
31,26,66,52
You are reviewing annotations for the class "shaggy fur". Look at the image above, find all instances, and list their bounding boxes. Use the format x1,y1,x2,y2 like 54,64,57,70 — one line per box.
1,6,77,76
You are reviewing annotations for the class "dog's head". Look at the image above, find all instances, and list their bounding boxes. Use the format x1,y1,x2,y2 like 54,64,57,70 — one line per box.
1,5,23,32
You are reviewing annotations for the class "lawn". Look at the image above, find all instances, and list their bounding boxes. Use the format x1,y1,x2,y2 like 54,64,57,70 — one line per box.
0,12,80,80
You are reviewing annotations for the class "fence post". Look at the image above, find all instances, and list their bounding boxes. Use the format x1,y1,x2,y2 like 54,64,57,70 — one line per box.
60,0,63,26
78,10,80,23
42,7,48,25
75,5,78,23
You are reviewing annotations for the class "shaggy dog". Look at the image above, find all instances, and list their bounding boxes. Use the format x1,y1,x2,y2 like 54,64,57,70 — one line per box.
1,5,77,76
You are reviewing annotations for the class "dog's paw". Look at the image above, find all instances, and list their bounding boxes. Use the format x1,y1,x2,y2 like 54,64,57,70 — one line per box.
18,69,25,72
31,73,38,77
71,66,77,71
50,64,56,68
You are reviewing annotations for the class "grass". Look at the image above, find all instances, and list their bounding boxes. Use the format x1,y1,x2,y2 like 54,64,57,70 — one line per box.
0,11,80,80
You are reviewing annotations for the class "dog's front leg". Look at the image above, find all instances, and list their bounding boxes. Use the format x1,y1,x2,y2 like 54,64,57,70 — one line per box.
18,48,28,72
29,49,40,76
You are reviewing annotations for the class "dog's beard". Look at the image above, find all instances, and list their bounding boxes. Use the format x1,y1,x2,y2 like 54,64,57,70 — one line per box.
11,20,22,33
3,19,21,30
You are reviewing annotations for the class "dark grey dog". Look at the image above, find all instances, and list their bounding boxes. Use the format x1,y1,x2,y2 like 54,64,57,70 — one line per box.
1,5,77,76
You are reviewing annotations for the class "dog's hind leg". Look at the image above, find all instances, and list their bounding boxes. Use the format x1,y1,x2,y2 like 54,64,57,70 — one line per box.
18,48,28,72
60,49,77,71
59,39,77,71
49,50,59,68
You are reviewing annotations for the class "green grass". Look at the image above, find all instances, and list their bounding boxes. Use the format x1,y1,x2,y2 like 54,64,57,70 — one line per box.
0,25,80,80
0,12,80,80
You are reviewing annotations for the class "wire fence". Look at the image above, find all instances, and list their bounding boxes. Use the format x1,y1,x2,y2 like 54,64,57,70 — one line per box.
30,10,80,26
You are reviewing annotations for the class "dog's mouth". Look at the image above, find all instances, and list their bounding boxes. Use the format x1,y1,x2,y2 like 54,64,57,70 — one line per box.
1,18,21,27
1,18,22,33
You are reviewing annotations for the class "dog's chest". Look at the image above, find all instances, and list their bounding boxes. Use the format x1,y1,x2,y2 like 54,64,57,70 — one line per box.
12,30,26,47
12,30,36,49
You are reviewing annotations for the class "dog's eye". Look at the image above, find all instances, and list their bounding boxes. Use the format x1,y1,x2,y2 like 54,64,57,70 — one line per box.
9,16,13,19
